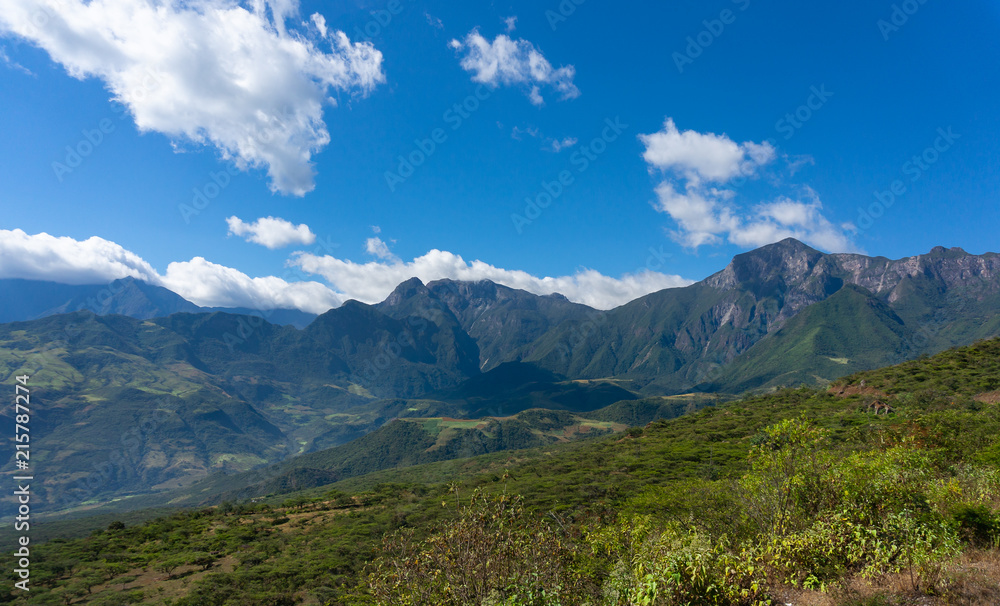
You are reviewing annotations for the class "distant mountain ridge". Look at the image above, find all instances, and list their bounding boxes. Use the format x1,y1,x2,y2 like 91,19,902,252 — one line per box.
3,239,999,512
492,239,1000,392
0,277,317,328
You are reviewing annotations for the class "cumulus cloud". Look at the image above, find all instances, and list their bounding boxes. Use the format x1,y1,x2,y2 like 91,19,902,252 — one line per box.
639,118,775,184
0,229,160,284
0,230,693,314
364,236,398,262
292,249,692,310
161,257,340,314
0,0,385,195
640,118,859,253
0,229,339,314
227,216,316,249
449,30,579,106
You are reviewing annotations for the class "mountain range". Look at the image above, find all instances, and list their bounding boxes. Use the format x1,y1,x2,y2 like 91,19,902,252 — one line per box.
2,238,999,512
0,277,317,328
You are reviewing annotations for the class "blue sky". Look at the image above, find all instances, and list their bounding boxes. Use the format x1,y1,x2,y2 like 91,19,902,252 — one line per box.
0,0,997,313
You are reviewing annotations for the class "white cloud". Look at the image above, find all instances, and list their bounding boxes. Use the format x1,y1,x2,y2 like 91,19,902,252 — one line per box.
511,125,575,152
161,257,340,314
0,229,160,285
653,182,739,248
640,119,860,253
0,46,32,75
0,229,339,314
227,216,316,249
449,30,579,106
734,194,858,252
364,236,398,262
0,0,385,196
425,12,444,29
504,16,518,33
511,125,540,141
0,230,693,314
548,137,577,152
292,249,692,310
639,118,775,184
310,13,328,37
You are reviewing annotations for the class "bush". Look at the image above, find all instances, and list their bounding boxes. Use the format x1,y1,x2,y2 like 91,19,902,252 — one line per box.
952,504,1000,547
367,491,596,605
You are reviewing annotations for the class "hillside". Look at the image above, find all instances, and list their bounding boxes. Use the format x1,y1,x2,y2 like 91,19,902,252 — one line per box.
152,408,631,507
3,240,1000,513
9,339,1000,604
702,284,913,392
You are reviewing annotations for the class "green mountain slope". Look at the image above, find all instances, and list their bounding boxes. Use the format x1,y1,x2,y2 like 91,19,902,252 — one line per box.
3,240,1000,513
13,339,1000,605
0,304,484,511
79,408,630,509
704,284,913,392
516,241,1000,391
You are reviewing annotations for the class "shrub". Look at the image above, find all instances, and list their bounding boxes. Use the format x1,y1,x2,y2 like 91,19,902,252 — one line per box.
367,491,595,605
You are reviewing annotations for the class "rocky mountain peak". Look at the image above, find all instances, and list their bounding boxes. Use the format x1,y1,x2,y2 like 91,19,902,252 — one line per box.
380,277,429,307
704,238,824,292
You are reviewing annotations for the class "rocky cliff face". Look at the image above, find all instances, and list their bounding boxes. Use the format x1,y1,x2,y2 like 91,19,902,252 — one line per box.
703,239,1000,332
515,239,1000,390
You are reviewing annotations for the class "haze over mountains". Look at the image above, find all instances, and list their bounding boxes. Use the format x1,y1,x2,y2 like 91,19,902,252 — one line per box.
2,238,999,512
0,277,317,328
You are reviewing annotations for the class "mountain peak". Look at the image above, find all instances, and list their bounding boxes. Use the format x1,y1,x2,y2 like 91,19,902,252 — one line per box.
927,245,969,257
763,238,820,254
380,277,428,307
706,238,825,292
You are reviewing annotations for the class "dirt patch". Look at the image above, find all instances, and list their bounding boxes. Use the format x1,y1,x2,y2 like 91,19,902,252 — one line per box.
974,390,1000,404
767,550,1000,606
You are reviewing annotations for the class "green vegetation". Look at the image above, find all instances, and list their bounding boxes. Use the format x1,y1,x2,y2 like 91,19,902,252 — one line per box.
705,285,913,392
10,339,1000,604
834,337,1000,397
5,242,1000,513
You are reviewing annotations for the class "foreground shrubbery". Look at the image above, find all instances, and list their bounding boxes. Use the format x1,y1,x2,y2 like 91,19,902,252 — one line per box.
367,418,1000,605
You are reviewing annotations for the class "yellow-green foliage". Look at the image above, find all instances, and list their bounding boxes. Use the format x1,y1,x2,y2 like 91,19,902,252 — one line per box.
368,490,593,606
